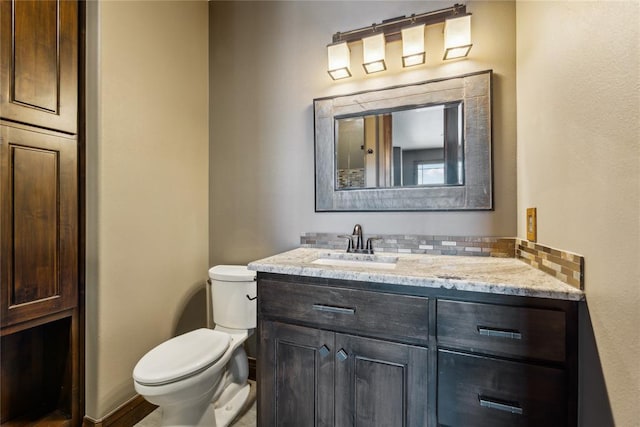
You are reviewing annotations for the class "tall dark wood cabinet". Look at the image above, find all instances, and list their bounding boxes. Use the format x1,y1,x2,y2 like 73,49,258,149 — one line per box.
0,0,83,425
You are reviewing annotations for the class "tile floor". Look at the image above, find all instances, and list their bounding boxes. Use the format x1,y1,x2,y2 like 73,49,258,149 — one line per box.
133,401,256,427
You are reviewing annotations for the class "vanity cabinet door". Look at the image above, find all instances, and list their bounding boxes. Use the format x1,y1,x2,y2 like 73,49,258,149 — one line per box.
259,320,335,427
334,334,429,427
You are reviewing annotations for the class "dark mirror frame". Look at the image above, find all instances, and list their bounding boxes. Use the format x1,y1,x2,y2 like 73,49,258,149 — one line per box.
314,70,493,212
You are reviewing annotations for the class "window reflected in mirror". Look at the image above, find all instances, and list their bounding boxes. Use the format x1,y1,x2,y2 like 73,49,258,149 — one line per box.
335,102,464,190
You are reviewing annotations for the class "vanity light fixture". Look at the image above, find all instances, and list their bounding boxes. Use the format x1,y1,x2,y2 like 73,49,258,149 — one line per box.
327,41,352,80
362,32,386,74
327,3,471,80
401,24,426,67
443,14,472,60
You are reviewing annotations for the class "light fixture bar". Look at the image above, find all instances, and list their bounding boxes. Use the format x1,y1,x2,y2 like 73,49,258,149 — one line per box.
332,3,466,44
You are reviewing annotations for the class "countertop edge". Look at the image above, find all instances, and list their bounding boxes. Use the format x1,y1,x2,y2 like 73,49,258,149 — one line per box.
247,252,585,302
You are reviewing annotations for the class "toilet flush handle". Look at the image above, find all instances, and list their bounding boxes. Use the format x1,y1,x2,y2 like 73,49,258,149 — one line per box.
208,279,257,300
247,276,257,300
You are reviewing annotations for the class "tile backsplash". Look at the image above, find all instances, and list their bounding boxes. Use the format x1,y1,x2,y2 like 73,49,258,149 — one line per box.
301,232,515,257
300,232,584,290
516,239,584,290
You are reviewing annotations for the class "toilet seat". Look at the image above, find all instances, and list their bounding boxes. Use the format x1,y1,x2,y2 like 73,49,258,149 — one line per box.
133,328,230,386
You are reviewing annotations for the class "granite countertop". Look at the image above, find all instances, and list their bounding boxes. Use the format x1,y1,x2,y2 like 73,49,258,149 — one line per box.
248,247,585,301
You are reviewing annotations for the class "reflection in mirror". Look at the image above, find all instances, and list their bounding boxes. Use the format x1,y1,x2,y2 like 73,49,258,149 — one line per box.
335,102,464,190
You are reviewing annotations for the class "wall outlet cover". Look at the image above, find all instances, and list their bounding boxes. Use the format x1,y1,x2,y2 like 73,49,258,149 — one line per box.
526,207,537,242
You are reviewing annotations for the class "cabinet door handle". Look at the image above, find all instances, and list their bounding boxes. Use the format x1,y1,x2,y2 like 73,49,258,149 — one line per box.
477,326,522,340
318,345,330,358
312,304,355,315
478,396,523,415
336,349,348,362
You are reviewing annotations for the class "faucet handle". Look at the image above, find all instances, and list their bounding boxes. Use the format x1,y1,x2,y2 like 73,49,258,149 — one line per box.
338,234,355,252
365,236,383,254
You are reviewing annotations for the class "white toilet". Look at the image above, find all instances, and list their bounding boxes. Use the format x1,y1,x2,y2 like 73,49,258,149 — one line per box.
133,265,256,427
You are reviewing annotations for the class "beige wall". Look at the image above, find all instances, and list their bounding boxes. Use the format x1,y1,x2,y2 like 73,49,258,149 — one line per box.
85,0,209,419
209,1,518,266
516,1,639,425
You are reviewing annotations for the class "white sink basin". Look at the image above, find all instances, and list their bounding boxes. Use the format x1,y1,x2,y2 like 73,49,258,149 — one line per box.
311,253,398,270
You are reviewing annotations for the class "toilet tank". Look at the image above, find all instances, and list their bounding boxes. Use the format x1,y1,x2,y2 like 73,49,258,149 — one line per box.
209,265,256,330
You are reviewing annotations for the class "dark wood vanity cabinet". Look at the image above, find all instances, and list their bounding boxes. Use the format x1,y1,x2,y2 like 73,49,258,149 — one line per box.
257,273,578,427
1,0,83,425
258,275,430,426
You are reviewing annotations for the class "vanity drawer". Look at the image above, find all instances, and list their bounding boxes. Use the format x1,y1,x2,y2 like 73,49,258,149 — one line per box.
438,349,568,427
437,300,566,362
258,278,429,345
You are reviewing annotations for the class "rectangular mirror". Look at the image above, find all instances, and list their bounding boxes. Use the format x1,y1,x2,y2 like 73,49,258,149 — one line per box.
335,102,464,189
314,70,492,211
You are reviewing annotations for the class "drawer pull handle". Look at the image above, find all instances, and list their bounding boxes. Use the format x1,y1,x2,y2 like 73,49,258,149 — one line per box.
478,396,523,415
312,304,355,315
336,349,349,362
477,326,522,340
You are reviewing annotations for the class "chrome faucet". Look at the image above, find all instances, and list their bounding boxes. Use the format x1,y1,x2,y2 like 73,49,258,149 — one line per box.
338,224,382,254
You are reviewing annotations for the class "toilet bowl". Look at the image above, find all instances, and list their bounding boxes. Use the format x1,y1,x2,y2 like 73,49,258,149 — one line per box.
133,265,256,427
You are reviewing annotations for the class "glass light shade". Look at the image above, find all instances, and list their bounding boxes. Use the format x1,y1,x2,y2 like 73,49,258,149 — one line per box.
444,14,472,60
362,33,386,74
401,24,425,67
327,42,352,80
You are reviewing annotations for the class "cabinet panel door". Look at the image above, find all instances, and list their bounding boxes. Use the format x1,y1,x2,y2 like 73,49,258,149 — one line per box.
335,334,429,427
259,321,335,427
0,0,78,134
1,125,77,327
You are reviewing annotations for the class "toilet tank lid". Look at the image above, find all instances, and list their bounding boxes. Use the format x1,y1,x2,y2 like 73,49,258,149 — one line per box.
133,328,230,386
209,265,256,282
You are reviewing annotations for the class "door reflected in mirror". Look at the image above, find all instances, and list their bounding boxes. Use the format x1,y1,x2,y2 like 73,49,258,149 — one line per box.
335,102,464,190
